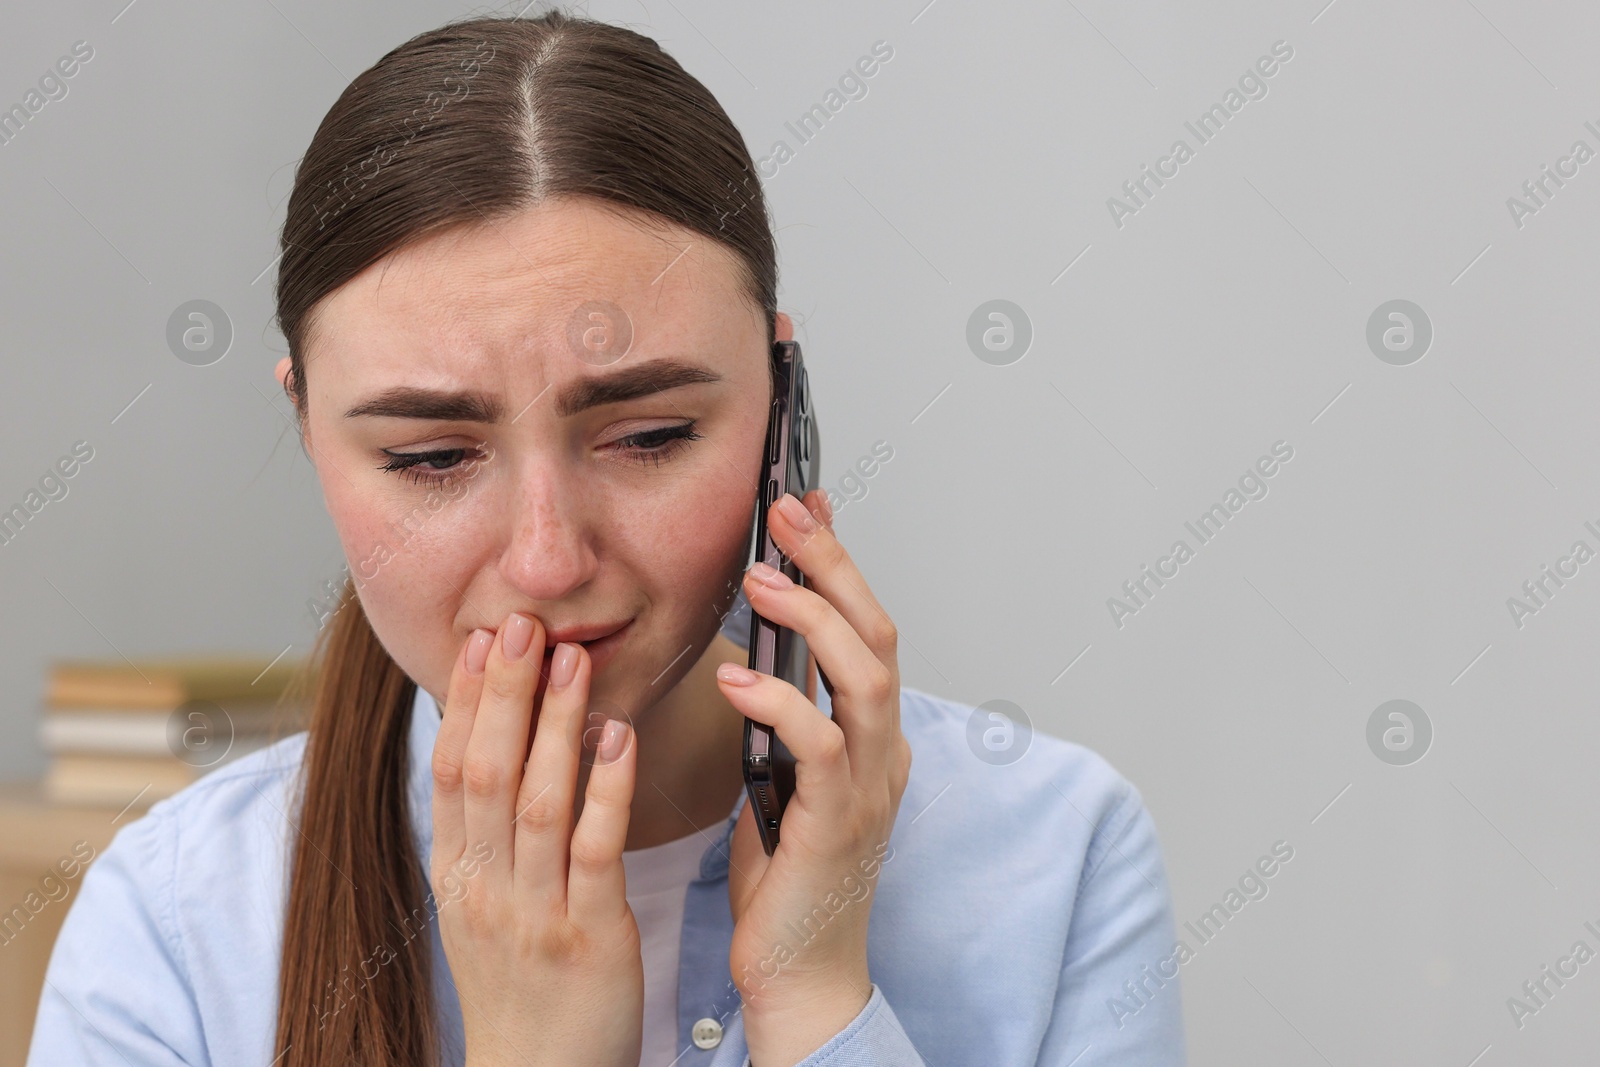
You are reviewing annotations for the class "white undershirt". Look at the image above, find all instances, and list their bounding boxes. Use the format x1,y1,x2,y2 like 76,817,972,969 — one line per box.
623,828,712,1067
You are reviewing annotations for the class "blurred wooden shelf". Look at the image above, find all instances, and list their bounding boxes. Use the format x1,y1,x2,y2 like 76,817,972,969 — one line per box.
0,779,137,1067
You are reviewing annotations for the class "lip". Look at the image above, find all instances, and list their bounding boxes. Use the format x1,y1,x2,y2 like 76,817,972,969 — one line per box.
543,619,632,646
540,618,632,674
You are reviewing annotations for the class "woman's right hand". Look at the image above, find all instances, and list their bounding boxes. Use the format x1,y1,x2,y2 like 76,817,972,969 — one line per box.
429,611,643,1067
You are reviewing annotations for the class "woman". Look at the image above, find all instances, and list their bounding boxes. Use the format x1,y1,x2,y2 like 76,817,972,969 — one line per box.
27,11,1186,1066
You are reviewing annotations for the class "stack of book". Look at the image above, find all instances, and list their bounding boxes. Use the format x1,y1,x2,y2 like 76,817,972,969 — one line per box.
38,655,309,808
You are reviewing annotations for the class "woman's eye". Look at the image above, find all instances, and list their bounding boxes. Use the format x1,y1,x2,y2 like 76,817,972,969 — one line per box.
377,447,480,487
611,421,703,467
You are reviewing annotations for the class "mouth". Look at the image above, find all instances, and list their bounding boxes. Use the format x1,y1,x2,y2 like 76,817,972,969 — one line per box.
539,618,632,675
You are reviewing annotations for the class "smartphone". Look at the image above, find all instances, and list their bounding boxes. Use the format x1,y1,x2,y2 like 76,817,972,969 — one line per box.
742,339,822,856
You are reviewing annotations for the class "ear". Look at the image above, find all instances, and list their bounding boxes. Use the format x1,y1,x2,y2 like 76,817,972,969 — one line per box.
273,356,294,397
775,312,794,343
274,357,309,446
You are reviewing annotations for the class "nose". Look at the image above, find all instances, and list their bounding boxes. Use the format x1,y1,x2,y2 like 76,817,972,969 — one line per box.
497,461,599,603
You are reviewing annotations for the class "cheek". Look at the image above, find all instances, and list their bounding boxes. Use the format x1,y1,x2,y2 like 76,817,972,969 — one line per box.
606,419,763,635
327,481,469,585
624,471,755,610
322,476,486,687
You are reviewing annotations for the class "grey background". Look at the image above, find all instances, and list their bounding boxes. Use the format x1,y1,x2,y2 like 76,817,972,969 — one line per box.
3,0,1596,1062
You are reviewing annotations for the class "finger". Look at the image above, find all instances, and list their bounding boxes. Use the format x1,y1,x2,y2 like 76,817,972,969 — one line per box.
768,493,900,731
513,640,593,908
566,717,637,927
716,664,852,825
742,561,892,788
803,487,840,699
806,487,834,532
432,628,493,875
461,611,546,890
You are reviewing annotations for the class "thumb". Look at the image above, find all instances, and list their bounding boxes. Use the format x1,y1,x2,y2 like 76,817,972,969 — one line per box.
727,799,772,920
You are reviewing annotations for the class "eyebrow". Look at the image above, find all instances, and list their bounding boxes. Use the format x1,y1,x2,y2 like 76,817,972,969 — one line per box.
341,359,724,422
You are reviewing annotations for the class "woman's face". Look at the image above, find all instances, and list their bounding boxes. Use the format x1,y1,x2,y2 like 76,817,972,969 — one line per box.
280,195,780,720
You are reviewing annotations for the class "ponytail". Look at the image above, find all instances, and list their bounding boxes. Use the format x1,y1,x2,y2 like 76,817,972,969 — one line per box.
272,579,438,1066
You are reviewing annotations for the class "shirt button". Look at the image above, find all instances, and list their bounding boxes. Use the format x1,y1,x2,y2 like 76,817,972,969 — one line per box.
691,1017,724,1049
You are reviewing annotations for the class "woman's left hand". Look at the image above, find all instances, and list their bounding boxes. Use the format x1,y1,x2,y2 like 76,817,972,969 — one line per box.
716,488,913,1067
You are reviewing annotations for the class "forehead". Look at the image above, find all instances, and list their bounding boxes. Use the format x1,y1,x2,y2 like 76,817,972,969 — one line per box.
303,196,756,385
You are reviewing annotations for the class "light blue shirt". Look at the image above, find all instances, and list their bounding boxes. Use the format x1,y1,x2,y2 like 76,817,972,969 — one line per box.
28,599,1187,1065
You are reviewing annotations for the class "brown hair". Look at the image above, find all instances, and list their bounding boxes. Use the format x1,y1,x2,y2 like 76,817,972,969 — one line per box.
271,10,777,1065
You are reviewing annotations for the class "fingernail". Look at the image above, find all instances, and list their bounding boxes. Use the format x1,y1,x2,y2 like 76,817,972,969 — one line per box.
597,719,628,764
502,612,535,660
465,629,493,675
717,663,760,686
749,561,793,589
776,492,817,532
818,492,834,528
550,642,579,689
